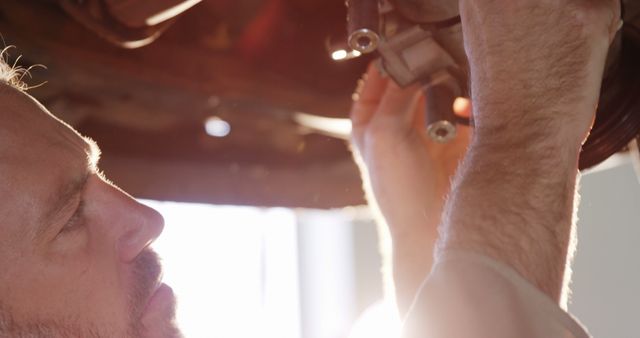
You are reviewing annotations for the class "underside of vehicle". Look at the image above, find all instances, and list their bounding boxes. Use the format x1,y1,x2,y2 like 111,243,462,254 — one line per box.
0,0,638,207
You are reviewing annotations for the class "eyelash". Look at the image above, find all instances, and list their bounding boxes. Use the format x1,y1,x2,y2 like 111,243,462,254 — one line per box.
60,200,86,234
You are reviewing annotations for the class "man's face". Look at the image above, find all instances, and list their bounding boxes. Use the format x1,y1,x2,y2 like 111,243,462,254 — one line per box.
0,85,181,337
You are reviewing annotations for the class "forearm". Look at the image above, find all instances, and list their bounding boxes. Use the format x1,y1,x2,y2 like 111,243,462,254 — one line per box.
361,171,442,317
438,121,582,305
389,218,439,316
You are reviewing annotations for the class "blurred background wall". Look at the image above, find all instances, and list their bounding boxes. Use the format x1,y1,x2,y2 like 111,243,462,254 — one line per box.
570,163,640,338
148,162,640,338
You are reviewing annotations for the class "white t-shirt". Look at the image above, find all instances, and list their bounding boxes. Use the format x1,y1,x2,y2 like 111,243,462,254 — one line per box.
401,251,590,338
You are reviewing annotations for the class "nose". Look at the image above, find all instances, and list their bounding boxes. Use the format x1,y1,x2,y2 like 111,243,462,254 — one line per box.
118,202,165,262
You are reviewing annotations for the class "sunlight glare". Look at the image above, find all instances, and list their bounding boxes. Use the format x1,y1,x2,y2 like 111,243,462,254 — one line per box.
331,49,349,61
142,200,300,338
348,300,401,338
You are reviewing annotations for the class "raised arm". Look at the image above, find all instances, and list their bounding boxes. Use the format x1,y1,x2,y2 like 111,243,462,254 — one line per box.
439,0,622,306
350,65,471,316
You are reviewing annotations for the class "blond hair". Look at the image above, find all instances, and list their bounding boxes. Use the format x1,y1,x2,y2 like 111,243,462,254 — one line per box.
0,46,38,91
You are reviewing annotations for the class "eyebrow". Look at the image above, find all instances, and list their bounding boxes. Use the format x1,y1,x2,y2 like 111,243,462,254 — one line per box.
34,137,102,240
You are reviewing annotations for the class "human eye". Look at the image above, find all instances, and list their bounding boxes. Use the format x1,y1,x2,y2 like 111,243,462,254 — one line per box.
59,200,86,234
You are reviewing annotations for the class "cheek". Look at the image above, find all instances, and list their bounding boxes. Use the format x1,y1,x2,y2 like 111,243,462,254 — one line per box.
67,258,132,329
51,239,133,329
0,246,132,333
49,229,90,254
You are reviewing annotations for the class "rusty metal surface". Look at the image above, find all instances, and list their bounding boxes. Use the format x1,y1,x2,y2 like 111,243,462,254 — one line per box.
0,0,369,207
104,0,202,27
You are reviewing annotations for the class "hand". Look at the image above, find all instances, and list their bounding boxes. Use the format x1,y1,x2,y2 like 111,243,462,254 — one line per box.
350,64,471,315
461,0,621,144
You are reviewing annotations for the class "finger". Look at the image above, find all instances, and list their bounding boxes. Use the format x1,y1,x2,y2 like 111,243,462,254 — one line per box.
412,94,426,130
350,63,389,127
453,97,472,119
455,124,473,147
374,81,422,130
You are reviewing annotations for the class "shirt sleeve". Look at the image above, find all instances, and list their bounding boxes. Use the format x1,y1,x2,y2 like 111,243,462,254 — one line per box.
401,251,590,338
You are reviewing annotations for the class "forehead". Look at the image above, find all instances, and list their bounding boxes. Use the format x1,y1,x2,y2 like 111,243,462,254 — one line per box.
0,85,94,237
0,85,88,151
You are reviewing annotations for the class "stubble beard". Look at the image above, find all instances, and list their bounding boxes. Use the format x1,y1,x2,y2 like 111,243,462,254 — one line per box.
0,250,182,338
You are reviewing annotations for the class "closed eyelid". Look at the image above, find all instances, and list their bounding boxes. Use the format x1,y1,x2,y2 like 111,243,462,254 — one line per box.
51,194,81,225
60,199,86,234
35,172,90,241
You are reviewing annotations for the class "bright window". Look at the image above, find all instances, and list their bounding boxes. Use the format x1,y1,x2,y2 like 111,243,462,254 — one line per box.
143,201,301,338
